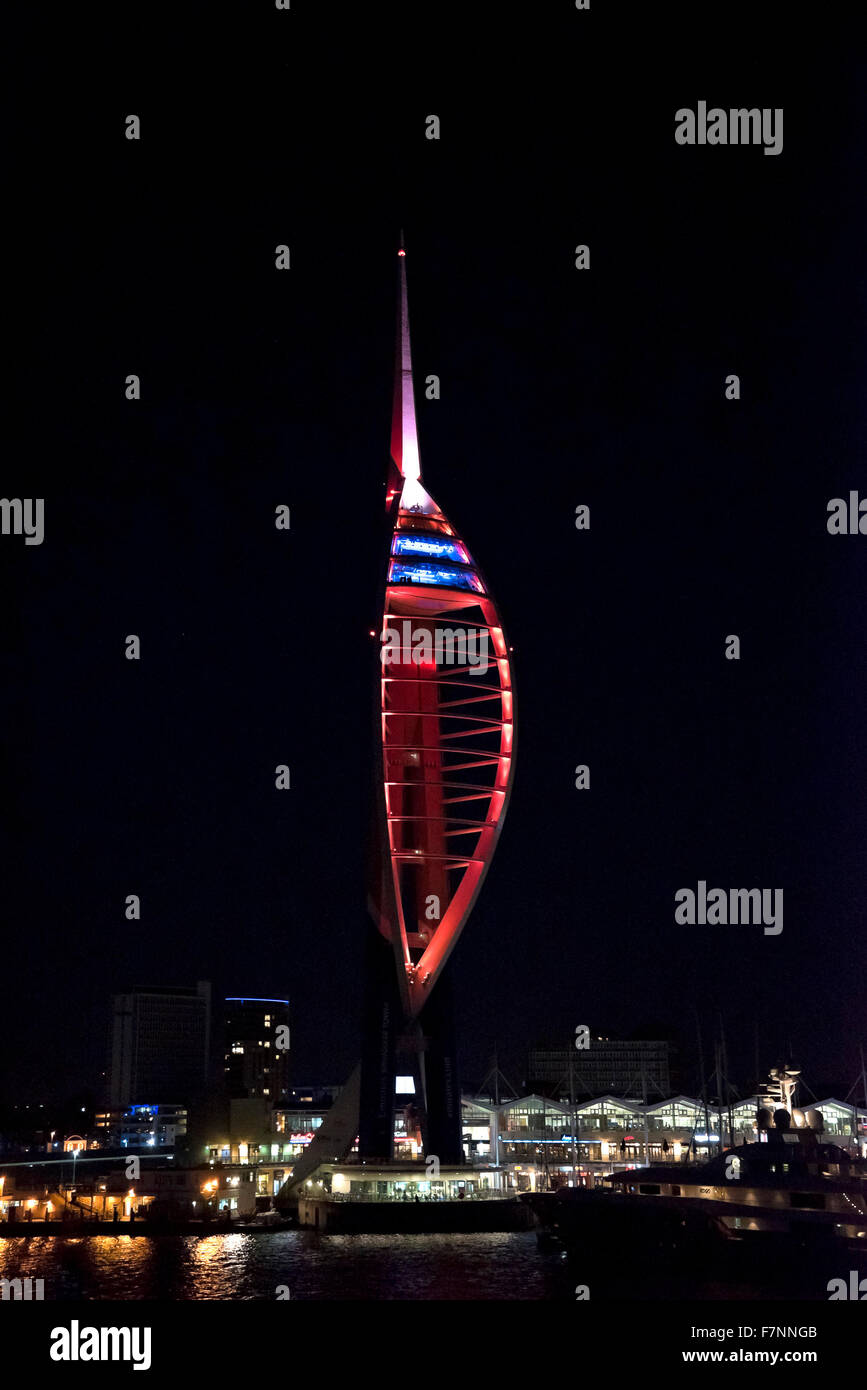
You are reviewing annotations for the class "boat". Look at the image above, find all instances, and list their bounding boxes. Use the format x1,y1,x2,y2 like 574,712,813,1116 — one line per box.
603,1134,866,1241
233,1208,294,1232
526,1067,867,1297
529,1113,866,1271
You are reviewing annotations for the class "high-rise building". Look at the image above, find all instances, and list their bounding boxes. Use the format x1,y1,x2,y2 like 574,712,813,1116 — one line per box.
528,1036,673,1101
108,982,211,1109
224,997,290,1103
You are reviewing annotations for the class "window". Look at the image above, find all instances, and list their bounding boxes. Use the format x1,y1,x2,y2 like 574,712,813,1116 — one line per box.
790,1192,825,1210
392,534,471,565
389,560,485,595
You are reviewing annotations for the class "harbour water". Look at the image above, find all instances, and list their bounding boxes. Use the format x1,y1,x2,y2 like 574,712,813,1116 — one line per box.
0,1231,564,1301
2,1229,851,1300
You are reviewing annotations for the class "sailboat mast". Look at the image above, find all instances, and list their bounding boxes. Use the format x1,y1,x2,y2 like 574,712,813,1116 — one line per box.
641,1064,650,1168
695,1009,710,1157
568,1042,577,1184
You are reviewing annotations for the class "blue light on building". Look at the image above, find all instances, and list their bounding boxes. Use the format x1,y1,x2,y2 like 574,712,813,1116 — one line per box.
392,535,471,564
389,561,485,594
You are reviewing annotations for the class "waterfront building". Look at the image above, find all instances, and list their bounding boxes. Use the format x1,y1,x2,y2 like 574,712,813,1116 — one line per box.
460,1092,867,1190
306,1162,505,1203
204,1094,333,1169
0,1170,155,1223
2,1092,858,1223
146,1166,257,1219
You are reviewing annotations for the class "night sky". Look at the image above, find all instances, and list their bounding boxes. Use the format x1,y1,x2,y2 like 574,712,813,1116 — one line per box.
3,8,865,1113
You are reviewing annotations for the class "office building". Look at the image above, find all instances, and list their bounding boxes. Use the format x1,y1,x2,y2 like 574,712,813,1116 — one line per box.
108,982,211,1109
528,1036,673,1100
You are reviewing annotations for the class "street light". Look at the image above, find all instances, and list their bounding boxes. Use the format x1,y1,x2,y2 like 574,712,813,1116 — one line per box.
67,1135,85,1208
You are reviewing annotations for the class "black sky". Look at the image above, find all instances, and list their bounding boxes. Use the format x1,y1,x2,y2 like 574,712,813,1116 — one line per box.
3,6,865,1111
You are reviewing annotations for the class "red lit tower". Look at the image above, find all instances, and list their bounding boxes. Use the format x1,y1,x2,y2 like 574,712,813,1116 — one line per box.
358,239,517,1160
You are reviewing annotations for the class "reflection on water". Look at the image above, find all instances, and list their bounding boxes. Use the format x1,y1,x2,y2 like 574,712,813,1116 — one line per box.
0,1232,561,1301
6,1231,849,1300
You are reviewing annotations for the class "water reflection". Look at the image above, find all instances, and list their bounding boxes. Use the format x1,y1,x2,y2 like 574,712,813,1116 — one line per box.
0,1231,558,1300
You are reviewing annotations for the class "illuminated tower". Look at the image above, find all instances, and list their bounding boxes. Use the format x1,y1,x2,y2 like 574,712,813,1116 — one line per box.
358,238,517,1161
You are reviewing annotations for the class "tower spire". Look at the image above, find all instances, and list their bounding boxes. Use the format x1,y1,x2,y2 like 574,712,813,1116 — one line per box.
390,234,421,491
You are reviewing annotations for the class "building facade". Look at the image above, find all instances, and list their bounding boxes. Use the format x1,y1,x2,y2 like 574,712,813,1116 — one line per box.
462,1093,867,1190
224,997,290,1103
108,982,211,1109
528,1036,673,1100
94,1103,187,1149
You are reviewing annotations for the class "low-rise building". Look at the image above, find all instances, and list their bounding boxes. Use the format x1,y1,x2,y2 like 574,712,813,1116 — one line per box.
94,1104,187,1149
461,1093,867,1189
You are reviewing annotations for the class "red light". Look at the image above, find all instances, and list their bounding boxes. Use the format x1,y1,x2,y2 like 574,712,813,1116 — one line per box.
398,249,406,257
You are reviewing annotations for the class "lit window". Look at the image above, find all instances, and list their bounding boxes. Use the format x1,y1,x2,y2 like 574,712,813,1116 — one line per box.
392,534,471,565
388,560,485,594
